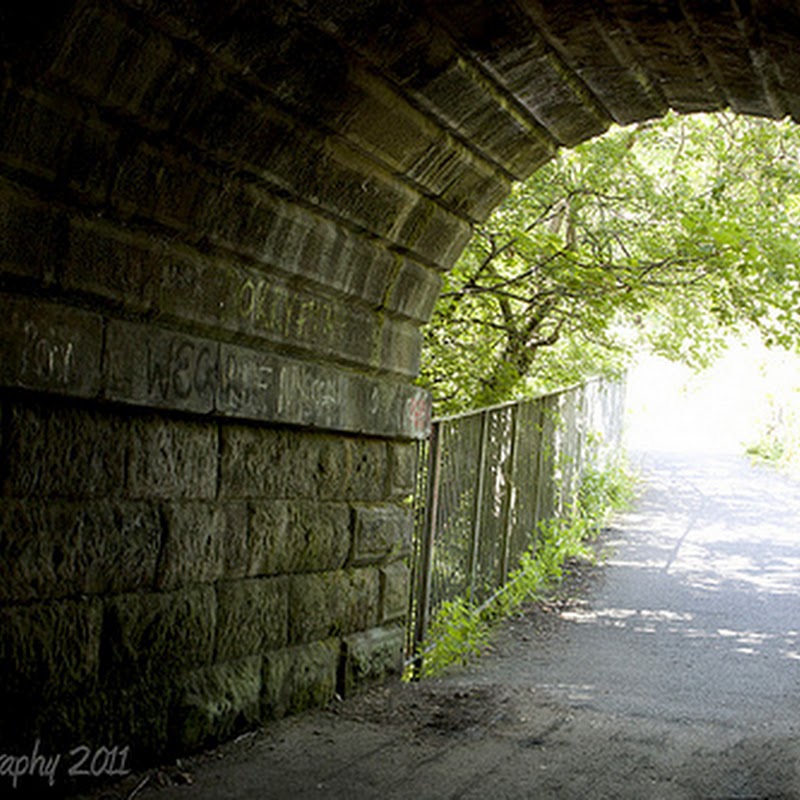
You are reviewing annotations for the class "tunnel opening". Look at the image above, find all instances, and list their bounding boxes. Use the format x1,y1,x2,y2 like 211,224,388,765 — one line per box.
2,0,800,785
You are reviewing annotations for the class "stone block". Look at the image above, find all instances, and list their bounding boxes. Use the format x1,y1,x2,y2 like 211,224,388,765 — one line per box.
261,639,339,720
0,183,63,282
380,561,411,623
288,569,380,644
219,427,350,500
157,250,237,332
63,219,160,312
45,4,128,102
385,259,443,323
63,114,119,201
0,598,102,699
208,183,393,307
286,502,352,573
102,588,216,682
0,500,162,602
0,89,77,183
387,442,419,500
214,578,289,661
247,501,350,576
351,505,413,566
378,318,423,378
105,320,219,415
224,501,288,578
2,401,125,498
127,416,218,499
112,143,220,233
217,264,380,367
340,626,404,697
171,657,262,752
0,293,103,399
344,438,391,501
156,502,230,590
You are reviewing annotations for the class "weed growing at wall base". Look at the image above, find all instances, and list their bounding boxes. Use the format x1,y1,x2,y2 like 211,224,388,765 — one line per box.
412,460,637,678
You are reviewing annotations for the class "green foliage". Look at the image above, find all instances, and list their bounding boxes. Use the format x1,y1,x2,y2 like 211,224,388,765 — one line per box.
415,459,636,678
421,112,800,415
746,391,800,476
414,597,491,678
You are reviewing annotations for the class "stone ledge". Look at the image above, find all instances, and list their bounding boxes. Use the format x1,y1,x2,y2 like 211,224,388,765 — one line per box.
0,292,431,440
105,317,431,439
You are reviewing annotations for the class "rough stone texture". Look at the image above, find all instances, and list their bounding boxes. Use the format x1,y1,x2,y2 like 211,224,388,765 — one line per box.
2,400,126,498
0,500,162,602
219,427,390,501
262,640,340,720
214,578,289,662
2,0,798,767
351,505,413,566
247,501,352,576
289,569,381,645
380,561,412,624
0,598,103,700
128,416,218,500
340,626,405,697
387,442,420,501
156,502,229,590
102,588,217,681
172,657,262,753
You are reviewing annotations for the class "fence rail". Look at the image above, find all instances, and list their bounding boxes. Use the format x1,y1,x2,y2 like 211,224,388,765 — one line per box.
407,377,626,664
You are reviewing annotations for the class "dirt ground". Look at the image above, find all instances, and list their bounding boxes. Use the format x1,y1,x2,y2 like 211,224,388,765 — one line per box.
68,453,800,799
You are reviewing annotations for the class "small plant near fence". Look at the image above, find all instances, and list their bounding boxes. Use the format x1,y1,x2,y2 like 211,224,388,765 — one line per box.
409,457,636,679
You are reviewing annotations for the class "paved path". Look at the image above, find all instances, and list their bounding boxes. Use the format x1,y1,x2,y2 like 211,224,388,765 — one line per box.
85,451,800,799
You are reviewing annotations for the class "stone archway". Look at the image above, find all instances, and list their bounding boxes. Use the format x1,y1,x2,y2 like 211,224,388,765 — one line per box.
1,0,796,763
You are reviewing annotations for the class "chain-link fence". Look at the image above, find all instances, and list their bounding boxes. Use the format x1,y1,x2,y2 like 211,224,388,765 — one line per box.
408,377,626,664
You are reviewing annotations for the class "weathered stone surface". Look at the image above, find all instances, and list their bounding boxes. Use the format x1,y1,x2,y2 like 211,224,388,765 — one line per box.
288,569,380,644
220,428,343,500
340,626,404,697
172,657,262,752
0,598,103,699
0,182,63,282
351,505,413,566
387,442,419,500
261,639,339,720
386,259,443,323
157,502,231,590
221,427,393,501
247,502,351,576
105,319,431,438
380,561,412,623
64,218,160,312
378,318,423,378
106,321,219,415
102,588,216,681
2,401,125,498
128,416,218,499
0,293,102,399
214,578,289,661
222,501,287,578
0,500,162,602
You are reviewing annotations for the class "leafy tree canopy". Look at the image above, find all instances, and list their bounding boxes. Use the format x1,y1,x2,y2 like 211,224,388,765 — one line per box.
420,112,800,415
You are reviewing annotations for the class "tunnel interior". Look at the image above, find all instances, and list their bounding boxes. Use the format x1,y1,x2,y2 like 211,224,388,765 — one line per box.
1,0,798,764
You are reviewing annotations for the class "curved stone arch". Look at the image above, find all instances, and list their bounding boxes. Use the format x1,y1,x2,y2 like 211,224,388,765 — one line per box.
0,0,797,760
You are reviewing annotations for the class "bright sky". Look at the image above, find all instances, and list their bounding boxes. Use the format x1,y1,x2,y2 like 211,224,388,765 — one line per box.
625,335,800,455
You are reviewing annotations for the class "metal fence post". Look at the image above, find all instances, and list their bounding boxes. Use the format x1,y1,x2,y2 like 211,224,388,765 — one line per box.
412,419,442,677
499,403,519,583
467,409,489,602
